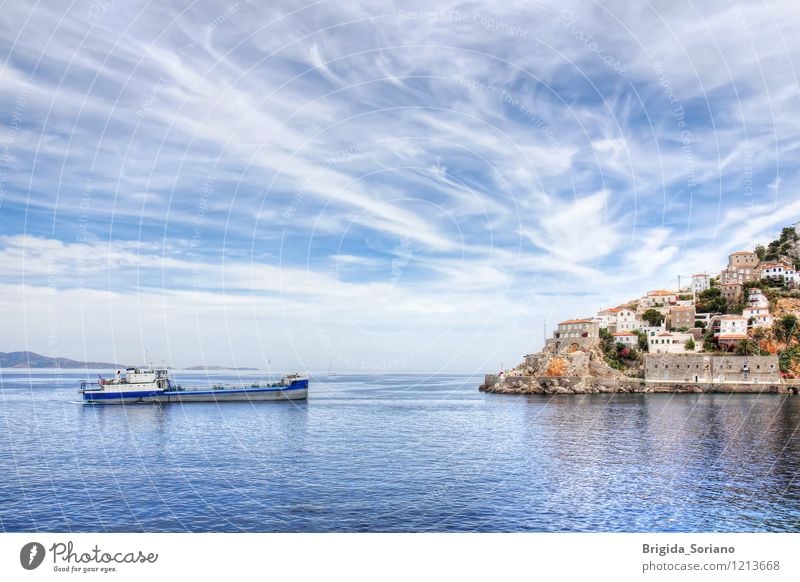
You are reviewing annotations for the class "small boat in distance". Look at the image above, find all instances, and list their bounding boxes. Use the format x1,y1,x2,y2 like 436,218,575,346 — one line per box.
327,363,336,377
79,367,308,404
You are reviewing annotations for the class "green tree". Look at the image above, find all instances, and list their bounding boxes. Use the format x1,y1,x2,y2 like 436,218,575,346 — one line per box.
755,244,766,261
633,329,648,352
735,339,762,356
702,326,718,353
775,315,799,342
696,287,726,314
685,338,696,351
726,302,745,315
599,329,625,370
780,227,798,242
743,279,768,292
779,345,800,374
694,320,707,329
642,309,665,327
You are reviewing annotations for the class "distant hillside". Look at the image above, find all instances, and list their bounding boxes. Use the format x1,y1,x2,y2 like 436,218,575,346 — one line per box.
183,365,260,371
0,351,123,369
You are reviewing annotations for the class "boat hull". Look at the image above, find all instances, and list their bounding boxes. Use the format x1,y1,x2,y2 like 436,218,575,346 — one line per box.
82,390,163,404
81,379,309,404
160,381,308,403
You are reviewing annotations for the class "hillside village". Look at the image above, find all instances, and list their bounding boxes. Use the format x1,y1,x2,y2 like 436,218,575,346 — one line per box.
483,221,800,394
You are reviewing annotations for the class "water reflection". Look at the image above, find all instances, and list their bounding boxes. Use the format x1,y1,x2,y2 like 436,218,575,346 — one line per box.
1,371,799,531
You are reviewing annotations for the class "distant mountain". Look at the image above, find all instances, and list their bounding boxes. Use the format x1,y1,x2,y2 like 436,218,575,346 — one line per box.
0,351,123,369
183,365,260,371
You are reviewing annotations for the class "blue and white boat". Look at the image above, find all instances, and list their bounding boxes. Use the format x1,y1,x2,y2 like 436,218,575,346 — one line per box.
161,373,309,403
79,367,169,404
79,367,309,404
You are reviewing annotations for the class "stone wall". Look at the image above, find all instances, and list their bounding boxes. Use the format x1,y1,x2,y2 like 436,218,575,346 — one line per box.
480,374,791,395
644,354,780,384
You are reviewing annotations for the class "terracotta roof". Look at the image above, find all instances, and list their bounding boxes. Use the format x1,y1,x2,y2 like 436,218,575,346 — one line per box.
671,306,694,312
647,290,675,296
613,332,636,336
719,334,748,340
657,332,673,337
730,251,756,256
559,318,595,325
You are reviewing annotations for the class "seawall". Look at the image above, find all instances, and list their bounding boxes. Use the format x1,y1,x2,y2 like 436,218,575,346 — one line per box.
480,374,799,395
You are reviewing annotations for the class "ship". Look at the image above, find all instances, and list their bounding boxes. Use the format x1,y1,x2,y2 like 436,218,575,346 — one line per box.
79,366,308,404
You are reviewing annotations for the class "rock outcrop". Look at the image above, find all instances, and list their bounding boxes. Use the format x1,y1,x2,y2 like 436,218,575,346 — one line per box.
480,345,797,395
509,344,628,380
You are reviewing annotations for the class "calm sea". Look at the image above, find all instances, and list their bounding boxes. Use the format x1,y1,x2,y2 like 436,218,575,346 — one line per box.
1,370,799,532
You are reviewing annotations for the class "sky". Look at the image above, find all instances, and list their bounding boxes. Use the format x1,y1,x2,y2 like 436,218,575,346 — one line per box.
1,0,799,372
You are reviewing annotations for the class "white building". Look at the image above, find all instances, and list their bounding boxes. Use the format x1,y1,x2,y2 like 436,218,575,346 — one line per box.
744,288,772,329
615,308,642,332
642,324,667,338
785,269,799,288
745,306,773,329
713,315,749,349
761,263,786,281
640,290,678,308
596,307,622,329
747,288,769,309
648,331,697,354
692,273,710,295
612,331,639,347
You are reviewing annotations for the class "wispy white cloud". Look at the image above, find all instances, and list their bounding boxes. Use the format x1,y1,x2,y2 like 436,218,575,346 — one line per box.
1,0,799,370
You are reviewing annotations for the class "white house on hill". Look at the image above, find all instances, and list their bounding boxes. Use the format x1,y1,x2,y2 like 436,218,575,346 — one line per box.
612,331,639,347
692,273,710,295
744,288,773,329
648,331,696,354
712,315,749,349
615,308,642,332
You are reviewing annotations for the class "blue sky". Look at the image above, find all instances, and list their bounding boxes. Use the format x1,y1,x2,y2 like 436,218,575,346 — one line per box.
1,0,799,371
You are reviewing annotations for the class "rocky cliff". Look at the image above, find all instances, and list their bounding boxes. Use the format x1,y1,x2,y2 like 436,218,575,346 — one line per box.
480,342,636,394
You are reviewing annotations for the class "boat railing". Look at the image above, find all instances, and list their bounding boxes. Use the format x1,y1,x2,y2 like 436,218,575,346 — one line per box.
79,381,104,392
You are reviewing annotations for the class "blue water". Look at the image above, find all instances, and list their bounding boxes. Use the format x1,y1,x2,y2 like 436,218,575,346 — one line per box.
1,370,800,532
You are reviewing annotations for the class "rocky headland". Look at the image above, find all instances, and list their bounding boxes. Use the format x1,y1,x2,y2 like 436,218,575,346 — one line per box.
481,223,800,396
